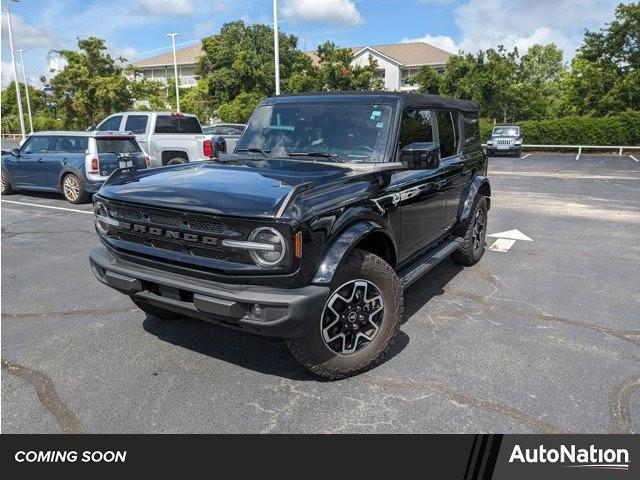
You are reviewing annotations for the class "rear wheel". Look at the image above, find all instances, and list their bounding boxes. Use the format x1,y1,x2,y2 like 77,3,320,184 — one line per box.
1,171,13,195
130,297,183,321
451,196,488,266
285,249,403,380
61,173,88,204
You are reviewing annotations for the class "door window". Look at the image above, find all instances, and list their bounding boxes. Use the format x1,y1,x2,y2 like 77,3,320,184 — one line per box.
436,111,458,158
98,115,123,131
22,136,51,154
462,112,480,147
50,136,88,153
124,115,148,134
398,109,434,149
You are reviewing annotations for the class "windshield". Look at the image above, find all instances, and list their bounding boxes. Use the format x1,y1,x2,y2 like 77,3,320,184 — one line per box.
236,103,393,162
493,126,520,136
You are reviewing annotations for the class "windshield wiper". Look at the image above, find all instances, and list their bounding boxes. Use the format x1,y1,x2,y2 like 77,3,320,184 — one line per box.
236,147,270,158
287,152,344,163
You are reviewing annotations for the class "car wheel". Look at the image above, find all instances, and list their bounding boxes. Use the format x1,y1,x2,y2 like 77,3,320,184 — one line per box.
487,149,495,156
1,171,14,195
130,297,183,321
61,173,88,204
285,249,403,380
167,157,187,166
451,196,488,266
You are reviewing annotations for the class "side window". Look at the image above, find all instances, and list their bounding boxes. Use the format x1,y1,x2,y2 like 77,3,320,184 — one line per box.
398,109,434,149
436,111,458,158
154,115,202,134
124,115,148,134
462,112,480,147
50,136,88,153
22,136,51,154
98,115,123,132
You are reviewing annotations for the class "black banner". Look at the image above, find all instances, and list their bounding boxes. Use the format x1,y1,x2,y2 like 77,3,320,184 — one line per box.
1,434,635,478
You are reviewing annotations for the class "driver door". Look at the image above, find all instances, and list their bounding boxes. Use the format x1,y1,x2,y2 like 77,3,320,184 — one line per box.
9,136,52,187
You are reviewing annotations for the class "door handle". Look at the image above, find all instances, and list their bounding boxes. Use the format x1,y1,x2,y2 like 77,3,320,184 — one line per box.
61,158,68,164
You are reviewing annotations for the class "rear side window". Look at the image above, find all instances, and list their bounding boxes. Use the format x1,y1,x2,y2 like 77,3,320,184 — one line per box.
436,111,458,158
96,138,142,154
154,115,202,134
22,136,51,154
462,113,480,147
50,136,88,153
98,115,123,131
398,109,434,148
125,115,148,134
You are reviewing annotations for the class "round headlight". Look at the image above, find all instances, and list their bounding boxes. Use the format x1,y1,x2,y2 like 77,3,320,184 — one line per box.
94,202,110,235
248,227,286,267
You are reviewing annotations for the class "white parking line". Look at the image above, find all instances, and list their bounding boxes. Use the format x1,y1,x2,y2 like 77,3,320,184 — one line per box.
0,199,93,214
521,153,532,159
630,155,638,162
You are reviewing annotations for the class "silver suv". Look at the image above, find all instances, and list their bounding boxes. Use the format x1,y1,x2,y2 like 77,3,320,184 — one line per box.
486,125,523,157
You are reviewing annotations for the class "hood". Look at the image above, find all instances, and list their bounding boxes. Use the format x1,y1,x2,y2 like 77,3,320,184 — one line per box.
99,158,359,218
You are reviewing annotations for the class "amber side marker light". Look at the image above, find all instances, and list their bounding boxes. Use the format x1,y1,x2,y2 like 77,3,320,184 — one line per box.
294,231,303,258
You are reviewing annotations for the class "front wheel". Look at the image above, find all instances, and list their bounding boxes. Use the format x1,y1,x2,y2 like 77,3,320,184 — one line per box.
61,173,88,204
451,196,488,266
285,250,403,380
1,171,13,195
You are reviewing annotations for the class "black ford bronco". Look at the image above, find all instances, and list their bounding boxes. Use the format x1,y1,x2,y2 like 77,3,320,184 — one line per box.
90,92,490,379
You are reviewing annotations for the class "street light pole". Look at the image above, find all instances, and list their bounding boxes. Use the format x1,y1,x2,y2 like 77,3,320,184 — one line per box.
6,0,26,141
166,33,180,112
17,49,34,133
273,0,280,95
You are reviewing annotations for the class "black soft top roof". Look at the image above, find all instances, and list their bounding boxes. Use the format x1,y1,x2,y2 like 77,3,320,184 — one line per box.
269,91,478,113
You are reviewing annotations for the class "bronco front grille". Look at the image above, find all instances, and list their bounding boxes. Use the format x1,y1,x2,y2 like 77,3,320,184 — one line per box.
104,201,252,264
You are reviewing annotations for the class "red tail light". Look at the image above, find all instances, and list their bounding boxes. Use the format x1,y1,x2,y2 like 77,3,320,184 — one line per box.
90,158,99,172
203,139,213,158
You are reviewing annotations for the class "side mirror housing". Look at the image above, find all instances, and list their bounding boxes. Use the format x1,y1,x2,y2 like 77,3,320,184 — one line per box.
213,136,227,156
10,148,21,157
400,142,440,170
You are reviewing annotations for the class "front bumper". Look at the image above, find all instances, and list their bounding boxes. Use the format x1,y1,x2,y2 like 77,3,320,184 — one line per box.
89,244,329,338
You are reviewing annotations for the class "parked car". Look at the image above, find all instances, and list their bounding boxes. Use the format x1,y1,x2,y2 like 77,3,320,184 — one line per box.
1,131,148,204
486,125,523,157
202,123,246,154
90,92,490,379
95,111,214,166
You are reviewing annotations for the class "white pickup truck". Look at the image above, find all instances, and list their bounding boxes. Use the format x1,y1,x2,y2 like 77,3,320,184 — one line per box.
95,112,214,166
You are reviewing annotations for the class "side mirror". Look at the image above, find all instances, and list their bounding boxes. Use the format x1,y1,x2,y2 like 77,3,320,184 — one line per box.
213,136,227,156
10,148,21,157
400,142,440,170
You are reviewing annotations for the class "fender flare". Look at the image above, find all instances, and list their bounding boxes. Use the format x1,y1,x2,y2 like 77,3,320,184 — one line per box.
459,176,491,223
311,220,391,285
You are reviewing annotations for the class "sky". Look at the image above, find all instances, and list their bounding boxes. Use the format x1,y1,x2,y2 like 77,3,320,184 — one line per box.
0,0,623,88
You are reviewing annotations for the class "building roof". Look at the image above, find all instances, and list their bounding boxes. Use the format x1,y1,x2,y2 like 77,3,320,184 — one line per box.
131,43,203,68
131,41,453,70
306,42,454,66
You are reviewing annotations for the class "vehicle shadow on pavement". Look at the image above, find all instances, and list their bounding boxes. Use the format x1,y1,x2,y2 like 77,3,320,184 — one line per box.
141,314,410,382
402,259,464,323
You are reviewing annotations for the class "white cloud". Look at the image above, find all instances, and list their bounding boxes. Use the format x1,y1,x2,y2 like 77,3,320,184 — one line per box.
410,0,617,59
194,19,216,37
46,54,68,77
402,35,460,54
1,12,62,49
281,0,364,26
112,46,138,61
137,0,195,17
2,61,16,88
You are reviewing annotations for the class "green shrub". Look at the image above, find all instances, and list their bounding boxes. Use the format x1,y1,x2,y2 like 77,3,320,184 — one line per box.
480,111,640,146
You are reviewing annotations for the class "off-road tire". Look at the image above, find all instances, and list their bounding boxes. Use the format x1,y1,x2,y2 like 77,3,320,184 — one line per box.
167,157,188,166
1,171,13,195
285,249,403,380
130,297,183,321
451,196,488,266
61,173,89,204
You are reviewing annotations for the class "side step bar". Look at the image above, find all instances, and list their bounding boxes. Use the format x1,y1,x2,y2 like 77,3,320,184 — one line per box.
398,237,463,289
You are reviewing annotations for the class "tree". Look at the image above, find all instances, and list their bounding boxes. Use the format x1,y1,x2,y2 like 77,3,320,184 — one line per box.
406,65,442,94
218,92,265,123
49,36,159,129
1,81,61,133
311,42,384,91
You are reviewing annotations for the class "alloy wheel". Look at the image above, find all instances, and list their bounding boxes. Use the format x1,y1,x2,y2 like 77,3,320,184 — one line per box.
320,279,385,355
472,208,485,252
63,175,80,202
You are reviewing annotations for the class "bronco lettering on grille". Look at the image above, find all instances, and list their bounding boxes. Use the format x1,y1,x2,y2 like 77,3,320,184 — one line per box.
118,222,219,245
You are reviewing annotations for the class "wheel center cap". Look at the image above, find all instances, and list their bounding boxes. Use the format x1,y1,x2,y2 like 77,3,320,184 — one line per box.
347,312,358,323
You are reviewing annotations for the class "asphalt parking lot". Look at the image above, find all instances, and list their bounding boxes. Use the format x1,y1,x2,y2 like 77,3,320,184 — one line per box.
2,154,639,433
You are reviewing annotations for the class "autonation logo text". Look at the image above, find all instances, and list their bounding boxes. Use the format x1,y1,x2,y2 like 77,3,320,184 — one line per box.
509,444,629,471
